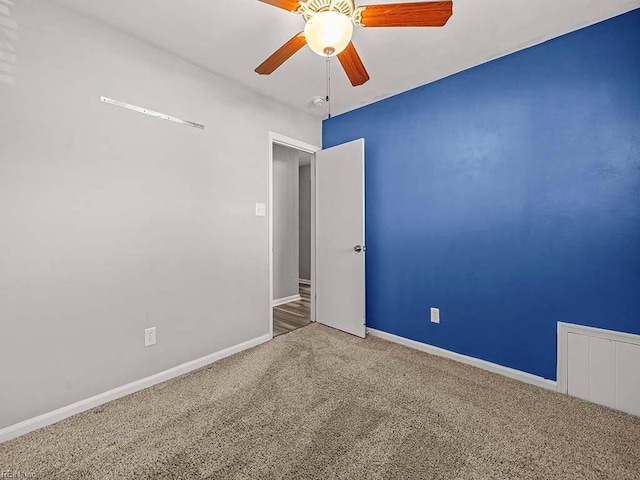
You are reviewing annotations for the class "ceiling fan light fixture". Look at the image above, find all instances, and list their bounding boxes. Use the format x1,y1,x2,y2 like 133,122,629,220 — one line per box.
304,11,353,57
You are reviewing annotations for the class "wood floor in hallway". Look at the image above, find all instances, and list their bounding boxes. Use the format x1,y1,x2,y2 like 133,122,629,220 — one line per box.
273,283,311,337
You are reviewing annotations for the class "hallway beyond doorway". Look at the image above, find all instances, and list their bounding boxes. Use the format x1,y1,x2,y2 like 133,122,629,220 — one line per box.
273,283,311,337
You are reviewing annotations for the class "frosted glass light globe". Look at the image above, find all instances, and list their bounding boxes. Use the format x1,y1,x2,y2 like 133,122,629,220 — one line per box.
304,11,353,57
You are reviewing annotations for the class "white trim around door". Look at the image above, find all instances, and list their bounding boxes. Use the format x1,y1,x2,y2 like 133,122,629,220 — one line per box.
268,132,321,339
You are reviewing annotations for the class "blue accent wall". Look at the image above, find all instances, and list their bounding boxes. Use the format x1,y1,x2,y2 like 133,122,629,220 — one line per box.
323,10,640,380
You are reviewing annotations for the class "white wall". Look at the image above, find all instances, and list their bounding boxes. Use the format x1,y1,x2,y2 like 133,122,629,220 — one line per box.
299,162,312,282
0,0,320,430
272,144,300,301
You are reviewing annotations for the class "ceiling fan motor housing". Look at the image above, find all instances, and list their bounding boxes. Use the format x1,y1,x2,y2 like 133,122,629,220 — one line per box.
299,0,356,21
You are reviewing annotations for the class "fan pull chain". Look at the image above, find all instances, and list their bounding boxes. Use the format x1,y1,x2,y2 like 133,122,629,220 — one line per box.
326,56,332,119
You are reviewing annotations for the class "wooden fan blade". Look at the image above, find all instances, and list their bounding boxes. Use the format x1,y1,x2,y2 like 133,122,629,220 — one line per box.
255,32,307,75
358,1,453,27
337,42,370,87
256,0,300,12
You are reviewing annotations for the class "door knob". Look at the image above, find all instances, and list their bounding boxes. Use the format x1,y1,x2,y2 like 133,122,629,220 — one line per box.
354,245,366,253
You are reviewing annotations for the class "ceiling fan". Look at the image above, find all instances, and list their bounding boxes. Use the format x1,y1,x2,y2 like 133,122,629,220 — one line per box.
255,0,453,87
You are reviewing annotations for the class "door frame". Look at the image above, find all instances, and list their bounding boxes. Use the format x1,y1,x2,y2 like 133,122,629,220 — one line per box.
268,132,321,339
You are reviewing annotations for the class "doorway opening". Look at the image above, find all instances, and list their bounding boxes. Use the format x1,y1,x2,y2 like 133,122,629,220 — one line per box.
269,133,320,338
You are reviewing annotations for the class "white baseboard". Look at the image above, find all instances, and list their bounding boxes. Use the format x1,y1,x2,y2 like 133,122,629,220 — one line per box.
367,328,557,391
0,333,271,444
298,279,311,286
272,294,301,307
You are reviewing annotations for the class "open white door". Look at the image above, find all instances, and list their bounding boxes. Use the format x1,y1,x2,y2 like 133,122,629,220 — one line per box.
315,139,366,338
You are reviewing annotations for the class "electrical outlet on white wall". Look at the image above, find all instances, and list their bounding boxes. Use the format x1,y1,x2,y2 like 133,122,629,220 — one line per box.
255,203,266,217
430,308,440,324
145,327,156,347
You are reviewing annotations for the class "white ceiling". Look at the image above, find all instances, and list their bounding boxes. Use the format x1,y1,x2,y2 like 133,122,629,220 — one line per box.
49,0,640,118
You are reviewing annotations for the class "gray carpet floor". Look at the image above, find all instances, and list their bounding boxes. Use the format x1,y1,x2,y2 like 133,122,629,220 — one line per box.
2,323,640,479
